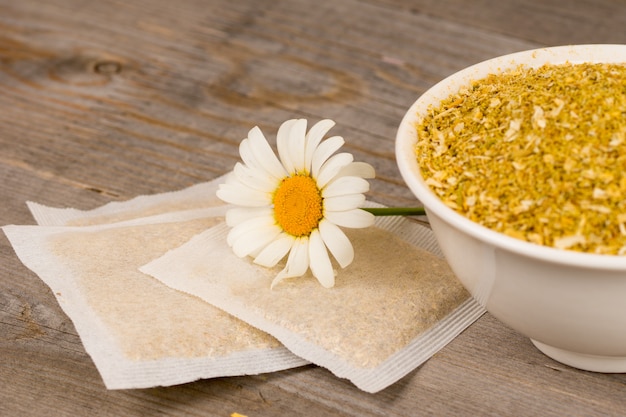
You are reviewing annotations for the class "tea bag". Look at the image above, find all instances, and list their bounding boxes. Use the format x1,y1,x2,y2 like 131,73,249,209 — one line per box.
3,180,307,390
141,207,486,393
27,177,226,227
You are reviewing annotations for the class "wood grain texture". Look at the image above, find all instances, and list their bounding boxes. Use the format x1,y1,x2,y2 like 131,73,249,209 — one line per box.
3,0,626,415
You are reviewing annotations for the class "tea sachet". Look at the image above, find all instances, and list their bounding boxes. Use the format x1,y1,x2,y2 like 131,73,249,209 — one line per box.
27,178,226,227
141,208,485,393
3,180,307,389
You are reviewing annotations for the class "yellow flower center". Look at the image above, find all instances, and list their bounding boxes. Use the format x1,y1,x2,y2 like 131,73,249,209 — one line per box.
273,174,323,237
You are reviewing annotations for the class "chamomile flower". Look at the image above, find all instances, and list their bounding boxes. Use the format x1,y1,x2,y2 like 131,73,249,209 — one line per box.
216,119,375,288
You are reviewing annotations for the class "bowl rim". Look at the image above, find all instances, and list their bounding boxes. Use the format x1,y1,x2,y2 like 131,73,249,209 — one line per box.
395,44,626,271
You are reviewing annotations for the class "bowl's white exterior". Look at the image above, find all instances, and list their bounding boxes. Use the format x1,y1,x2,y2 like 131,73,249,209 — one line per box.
396,45,626,371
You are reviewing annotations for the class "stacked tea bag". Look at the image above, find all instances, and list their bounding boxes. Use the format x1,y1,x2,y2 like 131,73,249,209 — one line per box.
3,176,484,392
3,178,307,389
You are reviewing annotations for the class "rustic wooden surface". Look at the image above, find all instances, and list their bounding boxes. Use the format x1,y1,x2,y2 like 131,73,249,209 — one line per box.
3,0,626,415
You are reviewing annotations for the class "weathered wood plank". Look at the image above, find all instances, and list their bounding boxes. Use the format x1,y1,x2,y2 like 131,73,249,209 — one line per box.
0,0,539,206
375,0,626,46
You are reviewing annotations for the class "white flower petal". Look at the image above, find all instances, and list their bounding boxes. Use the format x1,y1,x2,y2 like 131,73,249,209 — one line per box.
222,172,239,185
232,223,282,258
315,152,354,188
322,176,370,198
248,244,265,259
311,136,345,177
227,216,278,247
217,183,272,206
253,233,294,267
277,119,298,174
271,267,290,289
304,119,335,170
323,193,366,212
225,206,273,227
308,229,335,288
239,138,263,171
271,237,309,288
248,126,288,180
324,208,375,228
318,219,353,268
335,161,376,179
233,162,278,192
287,237,310,276
288,119,308,173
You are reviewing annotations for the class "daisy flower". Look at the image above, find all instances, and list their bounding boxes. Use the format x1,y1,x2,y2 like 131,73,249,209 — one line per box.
216,119,376,288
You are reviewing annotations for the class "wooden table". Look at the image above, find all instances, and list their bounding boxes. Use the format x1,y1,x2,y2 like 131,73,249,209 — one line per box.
3,0,626,415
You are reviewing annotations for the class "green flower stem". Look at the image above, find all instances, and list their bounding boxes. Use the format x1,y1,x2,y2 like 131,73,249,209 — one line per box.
361,207,426,216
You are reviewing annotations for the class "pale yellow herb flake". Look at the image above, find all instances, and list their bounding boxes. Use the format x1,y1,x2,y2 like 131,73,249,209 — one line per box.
416,62,626,254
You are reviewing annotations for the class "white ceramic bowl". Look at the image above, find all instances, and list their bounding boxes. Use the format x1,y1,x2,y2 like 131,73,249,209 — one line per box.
396,44,626,372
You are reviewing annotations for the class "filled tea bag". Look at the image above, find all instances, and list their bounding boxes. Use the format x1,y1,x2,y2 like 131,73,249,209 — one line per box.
27,177,226,227
141,208,485,393
3,180,307,390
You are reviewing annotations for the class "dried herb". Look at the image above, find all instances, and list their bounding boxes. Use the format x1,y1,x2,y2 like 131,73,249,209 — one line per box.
416,62,626,254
